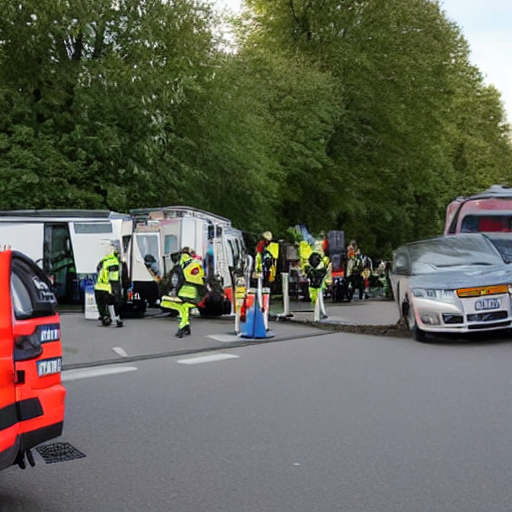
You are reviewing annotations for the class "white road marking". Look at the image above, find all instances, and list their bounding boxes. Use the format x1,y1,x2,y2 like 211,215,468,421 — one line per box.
62,366,138,382
177,353,239,365
112,346,129,357
207,334,240,343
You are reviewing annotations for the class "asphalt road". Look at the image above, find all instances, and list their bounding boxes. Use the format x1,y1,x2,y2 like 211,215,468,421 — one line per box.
2,327,512,512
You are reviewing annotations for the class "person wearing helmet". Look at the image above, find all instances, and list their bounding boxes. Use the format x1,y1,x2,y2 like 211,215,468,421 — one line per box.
160,247,206,338
255,232,272,263
305,251,328,320
94,240,124,327
255,231,276,287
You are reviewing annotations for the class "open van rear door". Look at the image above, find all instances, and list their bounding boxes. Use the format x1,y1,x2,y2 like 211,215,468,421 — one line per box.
0,250,66,471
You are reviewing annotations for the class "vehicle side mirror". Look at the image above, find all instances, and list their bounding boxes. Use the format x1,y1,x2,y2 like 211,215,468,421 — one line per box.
393,255,408,275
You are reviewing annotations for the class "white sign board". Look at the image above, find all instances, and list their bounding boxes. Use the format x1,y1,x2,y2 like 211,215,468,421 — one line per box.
84,285,99,320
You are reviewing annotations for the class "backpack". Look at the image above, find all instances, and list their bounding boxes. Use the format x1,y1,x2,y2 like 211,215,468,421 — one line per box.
159,264,185,297
308,252,322,269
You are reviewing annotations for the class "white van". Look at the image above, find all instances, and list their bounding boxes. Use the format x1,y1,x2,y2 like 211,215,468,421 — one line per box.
0,209,132,303
129,206,248,315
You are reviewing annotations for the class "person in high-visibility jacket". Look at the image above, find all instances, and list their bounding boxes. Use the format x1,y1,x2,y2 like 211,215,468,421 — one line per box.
305,251,328,319
255,231,272,274
254,231,280,288
160,248,206,338
94,241,123,327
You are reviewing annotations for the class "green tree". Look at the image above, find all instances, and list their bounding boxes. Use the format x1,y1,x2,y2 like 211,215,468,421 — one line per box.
0,0,221,210
241,0,512,254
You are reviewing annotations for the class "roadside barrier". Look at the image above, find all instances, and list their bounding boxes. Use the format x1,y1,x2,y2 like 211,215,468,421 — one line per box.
314,288,325,322
277,273,294,320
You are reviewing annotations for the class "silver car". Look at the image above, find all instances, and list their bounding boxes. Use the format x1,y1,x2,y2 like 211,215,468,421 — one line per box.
391,233,512,341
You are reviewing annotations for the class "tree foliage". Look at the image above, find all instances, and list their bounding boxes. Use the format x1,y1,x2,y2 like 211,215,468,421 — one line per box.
0,0,511,257
242,0,512,255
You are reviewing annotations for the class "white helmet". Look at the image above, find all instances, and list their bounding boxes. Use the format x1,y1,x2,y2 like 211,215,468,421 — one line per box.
102,239,121,256
110,240,121,254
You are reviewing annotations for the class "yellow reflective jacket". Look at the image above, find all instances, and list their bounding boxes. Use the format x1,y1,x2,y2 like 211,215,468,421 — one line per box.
94,253,120,293
177,254,205,303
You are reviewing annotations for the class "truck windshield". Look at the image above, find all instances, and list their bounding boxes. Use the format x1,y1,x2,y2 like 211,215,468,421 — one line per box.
461,215,512,233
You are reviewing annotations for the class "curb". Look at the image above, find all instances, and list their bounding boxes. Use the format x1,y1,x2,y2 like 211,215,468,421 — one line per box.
274,314,410,338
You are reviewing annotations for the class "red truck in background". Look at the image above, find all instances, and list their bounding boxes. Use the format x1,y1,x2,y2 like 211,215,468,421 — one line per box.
0,250,66,471
444,185,512,235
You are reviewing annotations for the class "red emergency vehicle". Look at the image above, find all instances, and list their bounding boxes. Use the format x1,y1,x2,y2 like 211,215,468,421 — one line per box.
0,250,66,471
444,185,512,235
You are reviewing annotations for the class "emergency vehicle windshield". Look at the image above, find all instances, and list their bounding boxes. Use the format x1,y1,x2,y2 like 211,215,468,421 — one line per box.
461,214,512,233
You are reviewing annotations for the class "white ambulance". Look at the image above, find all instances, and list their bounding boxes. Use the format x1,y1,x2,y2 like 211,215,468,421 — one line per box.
129,206,248,315
0,209,132,304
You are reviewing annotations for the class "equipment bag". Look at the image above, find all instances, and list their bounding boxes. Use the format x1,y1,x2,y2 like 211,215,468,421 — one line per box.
159,264,185,296
309,268,327,289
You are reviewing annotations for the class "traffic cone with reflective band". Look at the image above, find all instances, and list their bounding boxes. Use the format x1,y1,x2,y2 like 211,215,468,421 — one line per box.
239,277,274,339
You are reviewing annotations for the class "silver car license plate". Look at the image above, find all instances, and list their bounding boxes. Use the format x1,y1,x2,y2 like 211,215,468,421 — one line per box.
475,298,501,311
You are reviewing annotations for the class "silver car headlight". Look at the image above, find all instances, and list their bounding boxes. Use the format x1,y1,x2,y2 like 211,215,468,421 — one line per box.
412,289,455,303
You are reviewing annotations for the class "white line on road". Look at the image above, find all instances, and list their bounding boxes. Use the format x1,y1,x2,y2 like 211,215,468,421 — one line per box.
207,334,240,343
112,346,129,357
177,353,240,365
62,366,138,382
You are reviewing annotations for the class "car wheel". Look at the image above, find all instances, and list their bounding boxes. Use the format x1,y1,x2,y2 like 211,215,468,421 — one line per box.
408,303,427,342
412,323,426,342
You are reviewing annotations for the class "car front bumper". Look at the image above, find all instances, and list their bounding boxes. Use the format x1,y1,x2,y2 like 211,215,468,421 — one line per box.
412,294,512,334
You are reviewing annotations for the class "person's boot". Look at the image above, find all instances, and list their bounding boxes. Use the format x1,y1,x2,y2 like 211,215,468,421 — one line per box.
108,305,123,327
101,317,112,327
175,327,184,338
108,305,117,326
183,325,191,335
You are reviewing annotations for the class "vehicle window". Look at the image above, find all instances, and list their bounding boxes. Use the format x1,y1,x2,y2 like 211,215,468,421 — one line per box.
231,239,239,258
408,235,503,274
487,236,512,264
11,272,34,319
74,222,113,234
208,225,223,239
461,215,512,233
164,235,178,255
392,254,409,275
11,254,57,319
136,234,160,274
122,235,131,253
227,240,236,266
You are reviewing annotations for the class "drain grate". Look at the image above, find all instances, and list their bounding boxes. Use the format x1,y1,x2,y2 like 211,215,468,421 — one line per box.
35,442,86,464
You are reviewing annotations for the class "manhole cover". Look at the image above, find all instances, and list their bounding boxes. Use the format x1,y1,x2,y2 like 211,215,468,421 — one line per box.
35,442,86,464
